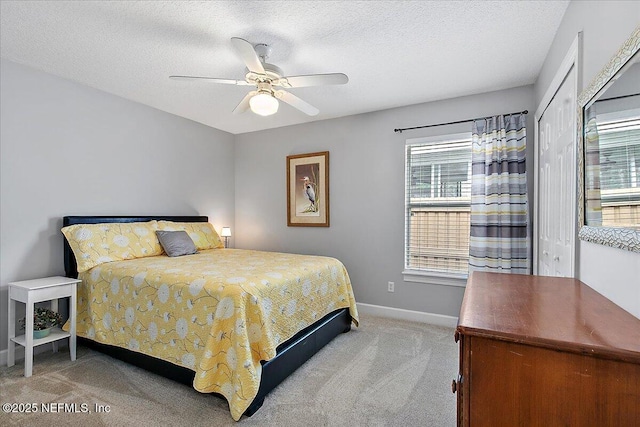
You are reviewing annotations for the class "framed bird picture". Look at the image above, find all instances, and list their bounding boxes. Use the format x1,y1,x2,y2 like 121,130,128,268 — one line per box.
286,151,329,227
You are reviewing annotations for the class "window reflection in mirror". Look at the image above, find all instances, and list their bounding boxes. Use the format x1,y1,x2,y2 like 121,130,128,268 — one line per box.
584,51,640,230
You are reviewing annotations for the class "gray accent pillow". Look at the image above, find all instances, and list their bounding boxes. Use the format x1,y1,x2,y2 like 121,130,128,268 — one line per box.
156,230,197,257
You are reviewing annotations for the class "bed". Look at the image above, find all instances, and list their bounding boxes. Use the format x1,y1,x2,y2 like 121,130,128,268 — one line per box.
62,215,358,420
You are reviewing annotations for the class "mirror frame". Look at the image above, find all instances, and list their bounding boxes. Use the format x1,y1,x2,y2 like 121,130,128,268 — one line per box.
577,26,640,252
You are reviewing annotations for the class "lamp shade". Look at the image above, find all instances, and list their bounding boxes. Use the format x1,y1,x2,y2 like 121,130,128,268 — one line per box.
220,227,231,237
249,93,279,116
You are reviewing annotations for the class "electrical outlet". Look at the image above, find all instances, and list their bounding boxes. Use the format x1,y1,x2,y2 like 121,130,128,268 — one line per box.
388,281,395,292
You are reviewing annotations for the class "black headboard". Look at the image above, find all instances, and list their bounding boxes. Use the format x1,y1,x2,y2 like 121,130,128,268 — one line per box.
63,215,209,278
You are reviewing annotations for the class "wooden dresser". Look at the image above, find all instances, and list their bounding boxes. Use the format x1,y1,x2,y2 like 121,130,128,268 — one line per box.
454,272,640,426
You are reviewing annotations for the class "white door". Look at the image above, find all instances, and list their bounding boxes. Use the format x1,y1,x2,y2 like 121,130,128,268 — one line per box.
537,65,576,277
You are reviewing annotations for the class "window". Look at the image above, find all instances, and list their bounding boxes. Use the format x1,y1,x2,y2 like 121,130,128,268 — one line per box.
597,114,640,230
405,133,472,277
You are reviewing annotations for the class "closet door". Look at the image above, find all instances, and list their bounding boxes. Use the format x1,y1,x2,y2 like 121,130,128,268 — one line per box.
537,65,576,277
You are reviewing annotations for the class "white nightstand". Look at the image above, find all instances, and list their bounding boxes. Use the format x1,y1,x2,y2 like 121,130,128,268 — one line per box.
7,276,80,377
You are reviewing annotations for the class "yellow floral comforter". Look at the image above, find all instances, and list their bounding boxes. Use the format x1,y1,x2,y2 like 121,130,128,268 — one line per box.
72,248,358,420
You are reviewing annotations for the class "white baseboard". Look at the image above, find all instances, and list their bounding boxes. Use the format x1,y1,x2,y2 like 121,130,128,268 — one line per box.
356,302,458,328
0,343,56,367
0,346,23,366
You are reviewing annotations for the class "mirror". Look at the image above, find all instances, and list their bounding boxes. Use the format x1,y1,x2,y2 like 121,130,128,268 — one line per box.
577,27,640,252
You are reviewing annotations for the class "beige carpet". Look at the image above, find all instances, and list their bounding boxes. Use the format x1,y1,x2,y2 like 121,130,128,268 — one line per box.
1,314,458,426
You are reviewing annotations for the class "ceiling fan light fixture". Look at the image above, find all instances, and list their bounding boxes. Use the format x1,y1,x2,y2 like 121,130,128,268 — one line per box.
172,37,348,117
249,92,279,116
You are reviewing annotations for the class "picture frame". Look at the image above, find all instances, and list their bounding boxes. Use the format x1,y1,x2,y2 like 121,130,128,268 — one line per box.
287,151,330,227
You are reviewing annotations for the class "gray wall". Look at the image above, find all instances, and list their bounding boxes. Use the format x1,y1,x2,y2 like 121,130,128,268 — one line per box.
235,85,534,317
0,59,236,354
534,0,640,318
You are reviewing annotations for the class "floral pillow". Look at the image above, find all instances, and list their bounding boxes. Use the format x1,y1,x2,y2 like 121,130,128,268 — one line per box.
62,221,162,272
156,221,224,250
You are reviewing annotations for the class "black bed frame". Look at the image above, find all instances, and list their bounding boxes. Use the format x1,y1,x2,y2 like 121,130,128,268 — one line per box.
63,215,352,417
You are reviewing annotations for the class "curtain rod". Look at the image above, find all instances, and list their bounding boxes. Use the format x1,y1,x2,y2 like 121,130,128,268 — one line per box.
393,109,528,133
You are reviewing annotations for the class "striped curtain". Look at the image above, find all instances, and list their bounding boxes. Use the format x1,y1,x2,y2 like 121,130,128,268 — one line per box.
469,114,529,274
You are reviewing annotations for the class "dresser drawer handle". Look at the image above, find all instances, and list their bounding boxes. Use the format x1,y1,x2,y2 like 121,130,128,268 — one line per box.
451,379,457,393
454,331,460,343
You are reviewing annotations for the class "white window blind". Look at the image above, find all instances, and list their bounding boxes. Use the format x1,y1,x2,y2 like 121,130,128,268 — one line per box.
405,133,472,275
597,116,640,230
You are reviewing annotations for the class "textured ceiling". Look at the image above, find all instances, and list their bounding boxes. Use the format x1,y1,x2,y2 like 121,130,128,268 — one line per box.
0,1,569,135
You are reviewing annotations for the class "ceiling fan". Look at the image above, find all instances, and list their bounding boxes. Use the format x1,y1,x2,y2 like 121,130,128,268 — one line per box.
170,37,349,117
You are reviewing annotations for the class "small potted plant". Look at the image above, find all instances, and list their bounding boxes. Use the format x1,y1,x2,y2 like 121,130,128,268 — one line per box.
19,307,63,339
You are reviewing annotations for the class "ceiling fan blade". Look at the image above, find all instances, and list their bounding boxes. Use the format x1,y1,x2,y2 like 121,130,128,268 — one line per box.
276,90,319,116
233,91,257,114
169,75,250,85
230,37,265,74
280,73,348,88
